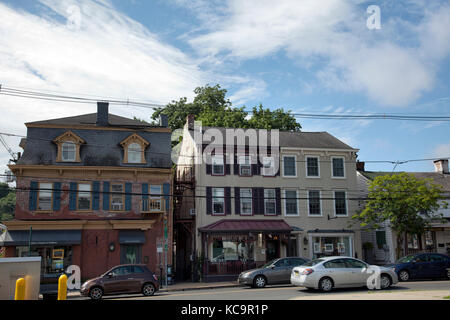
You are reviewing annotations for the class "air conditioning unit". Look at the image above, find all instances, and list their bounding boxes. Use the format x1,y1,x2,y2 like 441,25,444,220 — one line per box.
4,170,15,183
111,204,123,211
189,208,196,216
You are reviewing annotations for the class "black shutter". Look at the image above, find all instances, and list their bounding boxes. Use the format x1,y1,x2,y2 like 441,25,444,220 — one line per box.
234,187,240,215
206,164,212,175
206,187,212,215
275,188,281,215
251,163,259,176
258,188,265,215
225,164,231,175
225,187,231,215
234,154,239,175
253,187,263,215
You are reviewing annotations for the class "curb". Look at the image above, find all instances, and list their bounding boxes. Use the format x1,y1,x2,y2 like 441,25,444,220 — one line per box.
160,283,242,292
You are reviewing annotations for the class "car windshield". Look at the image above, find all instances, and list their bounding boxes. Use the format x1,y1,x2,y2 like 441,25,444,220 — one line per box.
301,259,324,267
261,259,277,268
396,255,417,263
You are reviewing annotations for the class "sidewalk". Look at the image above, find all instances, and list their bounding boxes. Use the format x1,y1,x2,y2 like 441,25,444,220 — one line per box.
67,281,241,298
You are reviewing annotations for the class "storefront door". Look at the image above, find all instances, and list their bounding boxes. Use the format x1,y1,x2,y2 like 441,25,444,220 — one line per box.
266,240,279,262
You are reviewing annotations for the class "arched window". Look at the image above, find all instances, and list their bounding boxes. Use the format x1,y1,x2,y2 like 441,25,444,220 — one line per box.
128,142,142,163
62,142,76,162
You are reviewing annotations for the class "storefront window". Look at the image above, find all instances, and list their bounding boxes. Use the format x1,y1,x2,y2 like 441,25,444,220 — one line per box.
312,236,351,259
16,246,73,275
211,237,254,262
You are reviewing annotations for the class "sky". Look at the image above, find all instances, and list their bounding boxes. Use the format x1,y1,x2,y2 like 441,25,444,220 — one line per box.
0,0,449,176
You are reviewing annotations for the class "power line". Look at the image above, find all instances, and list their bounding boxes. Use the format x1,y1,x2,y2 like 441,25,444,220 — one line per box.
2,85,450,121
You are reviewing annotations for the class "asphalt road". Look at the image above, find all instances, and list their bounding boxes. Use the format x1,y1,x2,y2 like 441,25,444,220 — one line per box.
71,280,450,300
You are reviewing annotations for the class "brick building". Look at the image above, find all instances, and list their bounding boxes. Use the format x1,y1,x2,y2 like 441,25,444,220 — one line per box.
0,102,173,283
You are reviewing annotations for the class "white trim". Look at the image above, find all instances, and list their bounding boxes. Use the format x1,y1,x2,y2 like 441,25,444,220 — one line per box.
333,190,349,217
305,156,320,178
331,156,346,179
281,147,359,152
282,154,297,178
283,189,299,216
307,190,323,217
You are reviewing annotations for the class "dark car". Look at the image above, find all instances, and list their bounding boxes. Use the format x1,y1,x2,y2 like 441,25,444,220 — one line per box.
386,253,450,281
80,264,159,299
238,257,310,288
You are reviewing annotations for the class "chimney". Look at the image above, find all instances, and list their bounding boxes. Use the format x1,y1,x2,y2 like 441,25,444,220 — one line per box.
356,161,365,171
433,159,449,174
159,114,168,128
97,101,109,126
187,114,195,131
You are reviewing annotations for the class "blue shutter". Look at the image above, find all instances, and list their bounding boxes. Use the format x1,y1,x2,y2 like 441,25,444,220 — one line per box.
69,182,77,211
53,182,61,211
92,181,100,210
125,182,132,211
163,183,170,212
29,181,38,211
142,183,149,200
103,182,110,210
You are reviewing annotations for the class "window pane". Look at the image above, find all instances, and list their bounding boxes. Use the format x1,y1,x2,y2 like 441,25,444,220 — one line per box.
38,183,52,210
62,142,76,161
264,189,276,215
213,188,225,214
263,157,275,176
128,143,142,163
283,156,296,176
308,190,321,215
78,183,91,210
285,190,298,215
240,188,252,215
111,184,124,210
333,158,344,177
335,191,347,215
212,156,224,175
307,157,319,176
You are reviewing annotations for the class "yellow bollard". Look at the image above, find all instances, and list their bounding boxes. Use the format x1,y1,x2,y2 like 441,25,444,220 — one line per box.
57,274,68,300
15,277,26,300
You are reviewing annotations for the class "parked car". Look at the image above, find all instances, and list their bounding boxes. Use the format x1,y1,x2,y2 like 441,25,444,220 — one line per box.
80,264,159,300
386,253,450,281
238,257,310,288
290,256,398,292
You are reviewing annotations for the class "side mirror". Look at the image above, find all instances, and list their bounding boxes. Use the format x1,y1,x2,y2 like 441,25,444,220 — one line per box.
270,265,275,269
107,273,113,278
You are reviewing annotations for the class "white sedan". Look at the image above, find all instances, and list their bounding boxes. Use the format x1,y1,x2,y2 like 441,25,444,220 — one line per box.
291,256,398,292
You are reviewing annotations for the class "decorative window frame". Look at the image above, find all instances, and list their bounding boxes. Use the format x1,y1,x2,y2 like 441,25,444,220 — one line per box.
53,131,85,163
120,133,150,164
77,182,93,212
37,181,53,212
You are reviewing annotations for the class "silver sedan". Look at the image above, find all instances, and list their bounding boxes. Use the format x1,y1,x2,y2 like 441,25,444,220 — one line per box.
290,256,398,292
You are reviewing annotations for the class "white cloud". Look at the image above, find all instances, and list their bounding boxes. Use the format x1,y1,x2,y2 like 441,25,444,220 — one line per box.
185,0,450,107
0,0,209,174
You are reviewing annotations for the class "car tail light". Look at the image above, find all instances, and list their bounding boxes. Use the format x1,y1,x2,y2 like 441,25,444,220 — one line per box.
301,268,314,275
153,274,158,281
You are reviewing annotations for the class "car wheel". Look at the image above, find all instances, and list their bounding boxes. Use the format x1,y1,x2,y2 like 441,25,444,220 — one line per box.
89,287,103,300
318,277,333,292
399,270,410,282
380,274,392,289
142,283,156,296
253,275,267,288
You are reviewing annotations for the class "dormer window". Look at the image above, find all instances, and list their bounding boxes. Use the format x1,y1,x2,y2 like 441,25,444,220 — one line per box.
128,143,142,163
62,142,76,161
120,134,150,164
53,131,84,163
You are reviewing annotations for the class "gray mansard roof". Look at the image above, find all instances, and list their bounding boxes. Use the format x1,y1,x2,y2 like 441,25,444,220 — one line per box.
189,126,356,151
18,113,172,168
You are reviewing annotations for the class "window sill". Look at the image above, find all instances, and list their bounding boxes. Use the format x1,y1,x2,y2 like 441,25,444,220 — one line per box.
306,176,321,179
33,210,54,213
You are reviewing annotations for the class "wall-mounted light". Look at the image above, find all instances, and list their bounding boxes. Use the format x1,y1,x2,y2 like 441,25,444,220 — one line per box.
109,242,115,252
303,237,309,245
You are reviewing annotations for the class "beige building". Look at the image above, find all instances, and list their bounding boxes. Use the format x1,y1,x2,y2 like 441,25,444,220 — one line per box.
175,116,362,281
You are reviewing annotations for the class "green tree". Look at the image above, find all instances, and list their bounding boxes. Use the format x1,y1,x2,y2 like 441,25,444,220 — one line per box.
0,191,15,221
352,173,447,259
150,84,301,131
